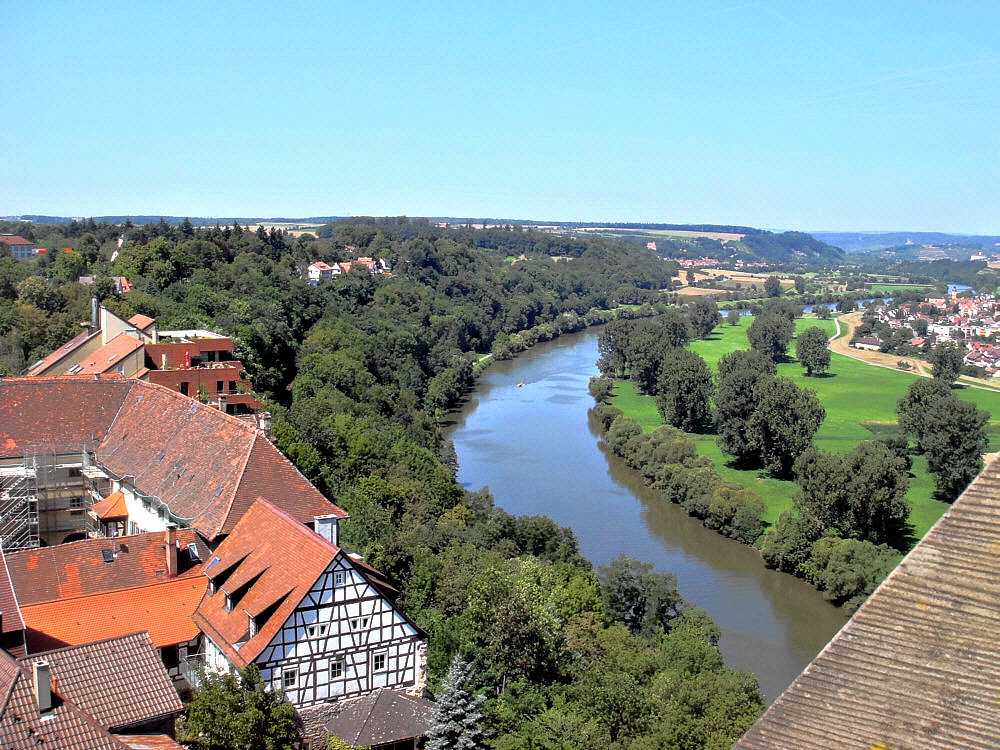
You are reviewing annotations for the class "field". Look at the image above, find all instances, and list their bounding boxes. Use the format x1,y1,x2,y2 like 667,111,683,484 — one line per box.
610,314,1000,543
576,227,745,242
867,283,933,294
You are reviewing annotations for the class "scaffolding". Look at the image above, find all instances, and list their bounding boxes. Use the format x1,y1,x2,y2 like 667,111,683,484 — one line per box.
81,449,110,538
0,454,39,551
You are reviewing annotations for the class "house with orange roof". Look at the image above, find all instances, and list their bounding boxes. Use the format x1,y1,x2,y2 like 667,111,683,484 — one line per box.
6,526,210,683
26,303,262,418
193,498,427,717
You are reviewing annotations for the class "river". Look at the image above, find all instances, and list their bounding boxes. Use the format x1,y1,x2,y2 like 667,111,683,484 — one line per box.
443,329,847,703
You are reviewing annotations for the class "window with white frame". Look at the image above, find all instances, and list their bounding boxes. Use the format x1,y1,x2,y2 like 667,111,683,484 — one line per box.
334,570,345,586
283,668,296,689
331,659,344,679
372,651,386,672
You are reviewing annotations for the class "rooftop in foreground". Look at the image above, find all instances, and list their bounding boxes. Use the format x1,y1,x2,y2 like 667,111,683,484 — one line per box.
736,455,1000,749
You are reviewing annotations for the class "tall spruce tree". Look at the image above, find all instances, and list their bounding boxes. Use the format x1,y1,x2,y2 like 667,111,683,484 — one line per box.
426,655,488,750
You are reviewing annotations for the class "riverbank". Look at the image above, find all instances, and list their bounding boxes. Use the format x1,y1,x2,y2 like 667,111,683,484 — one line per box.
445,330,846,703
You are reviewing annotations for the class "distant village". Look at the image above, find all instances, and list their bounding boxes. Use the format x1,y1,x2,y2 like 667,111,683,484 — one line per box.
854,289,1000,376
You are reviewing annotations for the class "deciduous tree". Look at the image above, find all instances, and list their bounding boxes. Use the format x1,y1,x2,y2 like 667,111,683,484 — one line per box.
715,349,777,464
688,297,720,339
931,341,964,384
795,325,831,376
747,314,794,361
745,376,825,478
176,665,298,750
655,348,713,432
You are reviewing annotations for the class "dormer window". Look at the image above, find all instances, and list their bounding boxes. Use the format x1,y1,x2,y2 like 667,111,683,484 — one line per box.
248,612,257,638
223,593,233,612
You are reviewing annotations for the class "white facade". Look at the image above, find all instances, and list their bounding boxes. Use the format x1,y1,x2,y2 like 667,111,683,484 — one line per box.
203,554,424,709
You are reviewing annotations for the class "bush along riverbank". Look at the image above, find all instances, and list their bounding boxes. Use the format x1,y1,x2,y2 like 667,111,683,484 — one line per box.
587,303,936,610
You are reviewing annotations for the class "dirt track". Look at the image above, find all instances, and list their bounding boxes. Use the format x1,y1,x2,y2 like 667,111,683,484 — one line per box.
832,311,1000,391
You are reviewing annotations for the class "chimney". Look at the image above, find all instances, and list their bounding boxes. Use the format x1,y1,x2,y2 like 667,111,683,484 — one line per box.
91,296,98,332
218,396,226,413
161,353,168,370
33,661,52,713
165,523,178,578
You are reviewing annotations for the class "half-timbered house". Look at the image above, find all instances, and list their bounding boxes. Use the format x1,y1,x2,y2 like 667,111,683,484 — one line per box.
192,497,427,711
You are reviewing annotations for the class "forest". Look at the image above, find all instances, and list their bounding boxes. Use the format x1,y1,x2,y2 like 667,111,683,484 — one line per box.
0,217,764,748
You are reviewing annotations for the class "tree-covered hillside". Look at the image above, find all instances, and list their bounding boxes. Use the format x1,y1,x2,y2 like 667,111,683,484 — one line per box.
0,216,764,747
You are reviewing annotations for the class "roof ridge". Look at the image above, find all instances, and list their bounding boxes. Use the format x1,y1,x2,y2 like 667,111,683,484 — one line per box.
19,574,203,608
246,496,341,555
21,630,152,659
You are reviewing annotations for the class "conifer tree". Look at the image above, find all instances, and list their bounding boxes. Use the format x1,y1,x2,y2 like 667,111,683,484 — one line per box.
426,655,488,750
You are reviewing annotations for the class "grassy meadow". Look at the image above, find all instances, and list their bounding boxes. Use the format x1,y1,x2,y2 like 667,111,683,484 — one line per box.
610,314,1000,543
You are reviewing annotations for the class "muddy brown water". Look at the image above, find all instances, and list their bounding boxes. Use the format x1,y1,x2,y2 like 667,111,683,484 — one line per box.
443,329,847,703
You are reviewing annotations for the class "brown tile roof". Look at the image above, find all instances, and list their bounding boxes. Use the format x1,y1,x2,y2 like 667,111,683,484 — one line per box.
736,456,1000,750
6,530,208,605
0,235,31,246
192,497,341,667
71,333,144,375
25,329,101,377
325,688,434,746
0,648,128,749
0,377,343,540
21,576,203,651
21,632,182,731
0,377,130,457
0,547,24,636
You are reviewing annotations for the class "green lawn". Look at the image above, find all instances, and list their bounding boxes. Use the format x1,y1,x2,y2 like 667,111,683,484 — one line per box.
610,316,1000,542
868,283,933,294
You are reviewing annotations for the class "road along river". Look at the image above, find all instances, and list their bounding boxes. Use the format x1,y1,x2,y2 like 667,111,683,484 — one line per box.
443,329,847,703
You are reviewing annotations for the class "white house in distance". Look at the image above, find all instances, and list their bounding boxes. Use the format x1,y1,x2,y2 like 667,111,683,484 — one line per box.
192,498,427,712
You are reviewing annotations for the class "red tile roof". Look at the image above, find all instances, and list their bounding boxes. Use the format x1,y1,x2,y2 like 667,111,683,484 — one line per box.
127,314,156,332
21,576,204,651
192,497,343,667
119,737,185,750
0,377,344,540
92,490,128,519
25,328,101,376
71,333,144,375
6,529,208,605
21,632,182,731
0,545,25,634
0,235,31,246
0,648,128,749
0,377,131,457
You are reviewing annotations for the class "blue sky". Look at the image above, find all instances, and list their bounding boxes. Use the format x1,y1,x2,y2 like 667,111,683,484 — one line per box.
2,1,998,232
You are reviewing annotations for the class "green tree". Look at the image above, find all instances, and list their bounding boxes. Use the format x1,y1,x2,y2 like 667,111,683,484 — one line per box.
688,297,720,339
758,510,824,574
746,314,794,361
896,378,952,451
795,325,831,376
764,275,781,297
714,350,776,464
931,341,965,384
793,442,910,544
802,536,899,607
727,308,741,326
598,554,687,637
426,655,489,750
175,665,298,750
745,376,825,478
655,349,713,433
793,275,806,294
815,304,831,320
921,397,989,500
